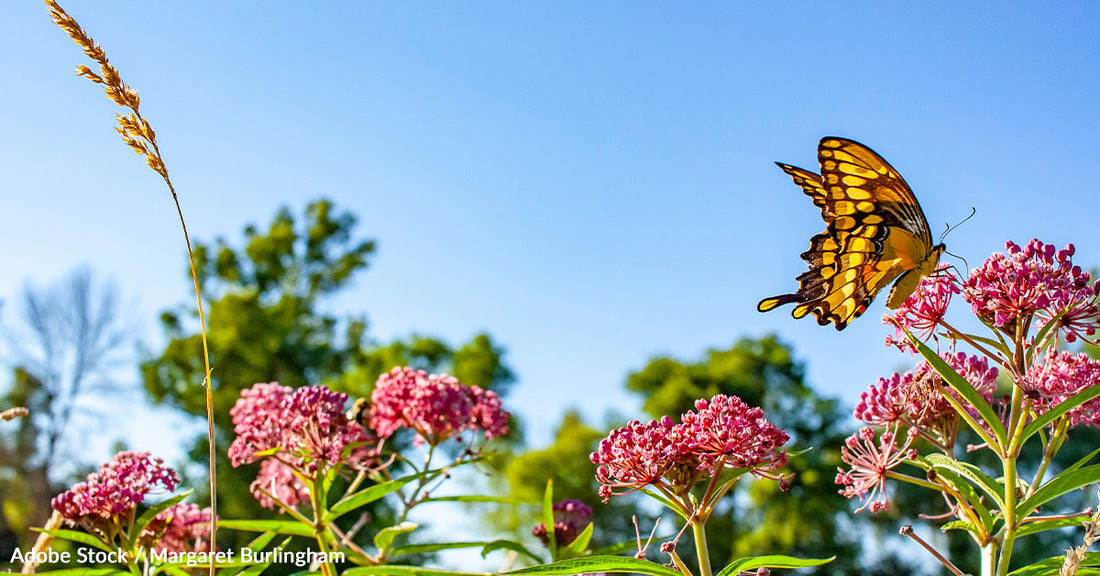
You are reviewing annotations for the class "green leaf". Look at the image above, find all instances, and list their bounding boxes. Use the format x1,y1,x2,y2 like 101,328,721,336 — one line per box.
326,476,414,521
501,555,681,575
37,529,114,553
479,539,544,564
940,520,978,532
715,555,834,576
1018,465,1100,518
910,335,1007,446
8,570,130,576
130,491,192,548
925,454,1004,517
1021,384,1100,442
215,519,314,537
564,523,593,555
153,567,191,576
1017,515,1090,538
542,480,557,560
374,521,417,553
1010,551,1100,576
344,568,489,576
420,495,534,505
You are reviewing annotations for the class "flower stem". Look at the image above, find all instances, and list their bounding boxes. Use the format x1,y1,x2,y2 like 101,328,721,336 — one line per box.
691,517,711,576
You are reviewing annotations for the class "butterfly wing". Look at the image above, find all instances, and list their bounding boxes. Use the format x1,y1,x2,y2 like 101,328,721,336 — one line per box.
758,137,938,329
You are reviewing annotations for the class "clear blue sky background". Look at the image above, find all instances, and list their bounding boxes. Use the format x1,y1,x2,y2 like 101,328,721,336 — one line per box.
2,2,1100,467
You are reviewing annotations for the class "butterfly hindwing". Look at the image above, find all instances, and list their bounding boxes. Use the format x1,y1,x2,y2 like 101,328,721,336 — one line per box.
758,137,943,330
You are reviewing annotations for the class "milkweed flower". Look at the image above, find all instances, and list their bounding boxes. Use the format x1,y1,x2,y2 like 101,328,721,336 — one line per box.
229,382,378,470
52,451,180,533
856,353,998,430
368,367,510,445
884,264,959,352
533,499,593,548
1026,349,1100,427
836,426,918,514
250,458,311,510
962,239,1100,342
144,502,215,553
591,394,788,503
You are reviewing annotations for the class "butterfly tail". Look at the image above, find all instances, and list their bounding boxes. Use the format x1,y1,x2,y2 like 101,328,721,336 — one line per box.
757,293,803,313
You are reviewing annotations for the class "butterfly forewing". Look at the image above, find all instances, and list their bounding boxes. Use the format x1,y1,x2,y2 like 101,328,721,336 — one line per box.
758,137,939,330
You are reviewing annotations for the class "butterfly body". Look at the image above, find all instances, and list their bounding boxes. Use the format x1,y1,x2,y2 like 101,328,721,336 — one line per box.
758,137,942,330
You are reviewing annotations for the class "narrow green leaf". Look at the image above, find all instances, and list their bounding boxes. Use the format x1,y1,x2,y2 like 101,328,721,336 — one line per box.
215,519,314,537
421,495,534,505
1021,385,1100,442
502,555,681,575
925,453,1004,514
326,476,414,521
479,539,544,563
344,568,488,576
1017,515,1090,538
153,567,191,576
910,335,1007,445
373,521,417,553
1018,465,1100,517
1066,447,1100,476
564,523,593,555
10,570,129,576
37,529,114,553
940,520,978,532
542,480,557,560
1009,551,1100,576
715,555,834,576
130,492,192,548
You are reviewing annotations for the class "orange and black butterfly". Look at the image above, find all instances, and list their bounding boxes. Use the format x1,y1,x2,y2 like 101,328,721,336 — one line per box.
758,137,944,330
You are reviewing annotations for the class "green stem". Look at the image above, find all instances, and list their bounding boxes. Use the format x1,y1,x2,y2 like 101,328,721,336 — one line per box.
309,473,338,576
997,379,1026,575
691,517,711,576
981,542,998,576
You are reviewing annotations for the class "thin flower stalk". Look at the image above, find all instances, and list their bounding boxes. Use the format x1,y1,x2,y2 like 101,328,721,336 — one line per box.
42,2,218,570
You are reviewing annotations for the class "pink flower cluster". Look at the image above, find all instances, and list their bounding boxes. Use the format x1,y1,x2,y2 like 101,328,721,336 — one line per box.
146,502,215,554
1026,349,1100,427
854,352,999,430
884,264,959,352
229,383,376,468
532,499,593,548
962,239,1100,342
229,382,377,510
367,367,510,446
590,394,789,502
52,451,180,532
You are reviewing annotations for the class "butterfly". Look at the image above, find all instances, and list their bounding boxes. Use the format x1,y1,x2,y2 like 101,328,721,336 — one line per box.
757,137,945,330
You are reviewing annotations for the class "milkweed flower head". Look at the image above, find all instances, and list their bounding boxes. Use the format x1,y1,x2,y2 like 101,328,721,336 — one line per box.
51,451,180,534
368,366,510,446
836,426,918,514
884,264,960,352
228,382,378,471
855,353,998,445
250,458,311,510
533,499,593,548
1026,349,1100,428
142,502,215,554
962,239,1100,343
590,394,789,503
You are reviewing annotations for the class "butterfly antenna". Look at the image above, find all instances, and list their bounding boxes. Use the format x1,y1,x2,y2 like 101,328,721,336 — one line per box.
942,253,970,278
939,207,977,245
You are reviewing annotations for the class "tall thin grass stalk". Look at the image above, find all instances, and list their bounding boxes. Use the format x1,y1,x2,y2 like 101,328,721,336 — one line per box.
43,3,217,573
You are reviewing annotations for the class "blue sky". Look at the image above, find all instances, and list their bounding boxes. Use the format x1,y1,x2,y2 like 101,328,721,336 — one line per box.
2,2,1100,467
